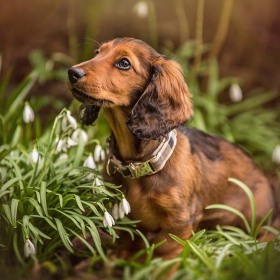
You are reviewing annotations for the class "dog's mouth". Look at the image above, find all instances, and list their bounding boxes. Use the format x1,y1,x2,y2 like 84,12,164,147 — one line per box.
71,87,113,107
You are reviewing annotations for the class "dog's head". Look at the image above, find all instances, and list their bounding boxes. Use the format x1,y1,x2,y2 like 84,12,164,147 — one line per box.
68,37,193,140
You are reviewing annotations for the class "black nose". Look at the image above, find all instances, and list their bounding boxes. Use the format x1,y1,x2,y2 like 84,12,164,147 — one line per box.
68,67,86,83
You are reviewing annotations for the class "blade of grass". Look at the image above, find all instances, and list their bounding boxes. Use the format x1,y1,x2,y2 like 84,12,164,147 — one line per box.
206,204,251,233
228,178,256,235
54,218,73,253
187,240,216,271
40,181,49,217
10,198,19,228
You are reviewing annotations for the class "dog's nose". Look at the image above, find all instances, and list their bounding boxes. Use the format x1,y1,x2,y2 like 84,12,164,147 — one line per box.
68,67,86,83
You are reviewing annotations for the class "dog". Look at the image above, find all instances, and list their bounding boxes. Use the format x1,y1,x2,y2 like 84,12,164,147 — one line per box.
68,37,279,259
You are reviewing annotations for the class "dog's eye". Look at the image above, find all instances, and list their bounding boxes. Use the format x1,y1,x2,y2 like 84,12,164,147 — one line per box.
115,58,131,70
94,49,100,56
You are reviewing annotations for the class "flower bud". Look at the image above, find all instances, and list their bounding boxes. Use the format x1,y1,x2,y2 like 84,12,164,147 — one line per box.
229,83,243,102
23,102,35,123
272,145,280,164
24,239,36,258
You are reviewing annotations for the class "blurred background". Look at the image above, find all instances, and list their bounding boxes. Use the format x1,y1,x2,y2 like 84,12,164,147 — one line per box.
1,0,280,94
0,0,279,172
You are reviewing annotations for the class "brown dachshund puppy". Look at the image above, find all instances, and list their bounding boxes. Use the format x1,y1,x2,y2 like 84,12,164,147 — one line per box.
68,37,278,259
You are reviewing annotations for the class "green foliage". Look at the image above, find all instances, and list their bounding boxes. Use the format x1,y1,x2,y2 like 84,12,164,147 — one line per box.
0,109,137,267
0,50,73,147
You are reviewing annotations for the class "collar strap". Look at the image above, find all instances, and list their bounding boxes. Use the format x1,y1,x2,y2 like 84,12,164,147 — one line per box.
106,130,177,179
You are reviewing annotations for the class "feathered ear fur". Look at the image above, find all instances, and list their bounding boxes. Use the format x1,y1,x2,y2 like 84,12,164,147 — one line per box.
126,57,193,140
79,104,101,125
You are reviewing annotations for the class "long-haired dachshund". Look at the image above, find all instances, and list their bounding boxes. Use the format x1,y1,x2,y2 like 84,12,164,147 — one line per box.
68,37,279,259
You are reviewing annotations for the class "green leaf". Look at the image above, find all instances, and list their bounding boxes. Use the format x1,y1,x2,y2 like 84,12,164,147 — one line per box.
215,243,233,268
13,232,24,265
10,198,19,228
74,195,85,212
54,209,82,230
4,72,38,122
28,222,51,241
2,204,13,226
187,240,216,271
54,218,73,253
1,177,22,193
67,227,96,255
40,181,49,217
228,178,256,234
86,225,106,261
0,190,10,199
206,204,251,233
29,198,44,217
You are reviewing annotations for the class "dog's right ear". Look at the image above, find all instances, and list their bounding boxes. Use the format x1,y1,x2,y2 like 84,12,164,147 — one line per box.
79,104,101,125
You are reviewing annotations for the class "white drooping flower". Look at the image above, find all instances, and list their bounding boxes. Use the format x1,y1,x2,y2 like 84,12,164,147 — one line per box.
93,144,106,162
83,154,96,169
83,154,96,180
23,102,35,123
229,83,243,102
30,148,40,163
94,177,103,187
57,153,68,161
61,110,77,131
133,1,149,18
112,203,119,220
272,145,280,164
103,211,115,228
118,204,125,219
120,197,131,215
24,239,36,258
71,128,88,144
55,138,68,153
66,136,77,148
111,198,131,220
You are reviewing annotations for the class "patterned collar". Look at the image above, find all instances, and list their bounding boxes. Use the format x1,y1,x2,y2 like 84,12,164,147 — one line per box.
106,130,177,179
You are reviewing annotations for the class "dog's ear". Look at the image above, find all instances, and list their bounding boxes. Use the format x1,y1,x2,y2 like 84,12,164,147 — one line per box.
126,57,193,140
79,104,101,125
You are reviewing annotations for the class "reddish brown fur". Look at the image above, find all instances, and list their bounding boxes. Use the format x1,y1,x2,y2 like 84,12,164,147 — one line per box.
68,37,278,259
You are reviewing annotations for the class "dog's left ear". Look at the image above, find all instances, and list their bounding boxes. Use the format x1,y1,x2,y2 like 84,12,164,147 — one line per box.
127,57,193,140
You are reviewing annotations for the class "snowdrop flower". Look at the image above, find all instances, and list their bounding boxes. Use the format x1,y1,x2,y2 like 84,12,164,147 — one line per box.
30,148,40,163
23,102,35,123
55,138,68,153
120,197,131,215
112,198,131,220
118,204,125,219
57,153,68,161
83,154,97,180
133,1,149,18
94,177,103,187
83,154,96,169
229,83,243,102
71,128,88,144
93,144,106,162
103,211,115,228
61,110,77,131
24,239,36,258
112,203,119,220
272,145,280,164
66,136,77,148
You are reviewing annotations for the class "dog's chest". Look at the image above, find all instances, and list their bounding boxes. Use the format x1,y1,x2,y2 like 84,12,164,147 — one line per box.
124,182,163,232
